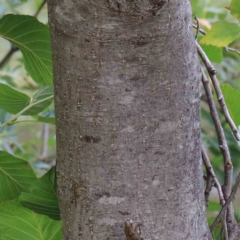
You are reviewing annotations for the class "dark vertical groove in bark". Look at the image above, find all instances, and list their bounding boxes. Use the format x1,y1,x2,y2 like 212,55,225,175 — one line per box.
48,0,211,239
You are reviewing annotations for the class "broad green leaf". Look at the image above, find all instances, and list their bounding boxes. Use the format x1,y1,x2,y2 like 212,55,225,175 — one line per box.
200,22,240,47
200,44,222,63
0,200,62,240
0,83,30,114
220,84,240,126
0,14,52,85
230,0,240,21
0,151,37,201
19,168,60,220
24,86,54,115
0,83,53,116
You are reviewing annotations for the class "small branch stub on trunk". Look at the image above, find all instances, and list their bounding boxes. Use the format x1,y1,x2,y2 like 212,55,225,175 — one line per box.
124,219,143,240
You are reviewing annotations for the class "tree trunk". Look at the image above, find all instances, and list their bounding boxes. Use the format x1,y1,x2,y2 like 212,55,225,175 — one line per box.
48,0,212,239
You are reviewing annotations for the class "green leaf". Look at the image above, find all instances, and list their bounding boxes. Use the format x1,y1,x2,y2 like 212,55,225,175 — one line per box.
0,200,62,240
0,151,37,201
0,83,53,117
200,22,240,47
19,168,60,220
0,14,52,85
200,44,222,63
24,86,54,115
0,83,30,114
230,0,240,21
220,84,240,126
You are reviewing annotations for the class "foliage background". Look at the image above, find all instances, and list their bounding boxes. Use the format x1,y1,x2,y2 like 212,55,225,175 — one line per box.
0,0,56,178
192,0,240,213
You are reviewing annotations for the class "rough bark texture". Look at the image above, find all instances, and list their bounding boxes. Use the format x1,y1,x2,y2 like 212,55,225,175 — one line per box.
48,0,211,239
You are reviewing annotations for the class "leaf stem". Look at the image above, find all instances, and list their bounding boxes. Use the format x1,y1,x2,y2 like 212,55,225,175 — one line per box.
6,119,39,125
1,95,53,128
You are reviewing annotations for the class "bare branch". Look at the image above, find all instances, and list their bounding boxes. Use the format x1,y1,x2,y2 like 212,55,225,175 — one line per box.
194,16,200,40
202,145,228,238
197,42,240,142
225,47,240,56
202,146,225,206
201,69,234,226
210,171,240,232
192,23,206,35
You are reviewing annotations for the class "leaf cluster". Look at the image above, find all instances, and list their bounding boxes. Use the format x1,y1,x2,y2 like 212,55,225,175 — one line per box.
0,7,60,240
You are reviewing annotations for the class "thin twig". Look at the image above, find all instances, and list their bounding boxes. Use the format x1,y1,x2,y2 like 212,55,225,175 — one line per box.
34,0,47,17
194,16,240,238
194,15,200,40
201,69,234,227
202,146,225,206
0,0,47,69
197,42,240,142
1,95,53,128
225,47,240,56
192,23,206,35
210,171,240,232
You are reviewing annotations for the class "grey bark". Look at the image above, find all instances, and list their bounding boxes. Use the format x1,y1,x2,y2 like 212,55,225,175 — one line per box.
48,0,212,239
